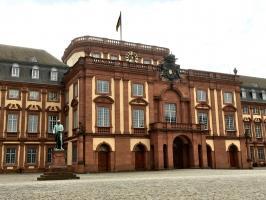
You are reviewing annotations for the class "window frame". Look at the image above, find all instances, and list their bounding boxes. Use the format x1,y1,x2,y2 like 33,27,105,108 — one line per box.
164,103,177,123
132,107,145,128
47,114,58,134
50,68,58,81
28,90,40,101
27,113,39,134
223,92,233,104
196,89,207,102
26,146,38,165
11,63,20,77
255,123,262,138
258,147,265,160
224,113,235,131
47,91,60,102
8,88,20,100
5,146,17,166
197,111,209,130
132,83,145,97
242,105,249,114
6,112,19,133
96,79,110,95
73,82,78,98
31,65,39,79
96,106,111,127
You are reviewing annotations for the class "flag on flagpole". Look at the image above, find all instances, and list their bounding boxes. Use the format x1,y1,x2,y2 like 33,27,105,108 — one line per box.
116,11,122,32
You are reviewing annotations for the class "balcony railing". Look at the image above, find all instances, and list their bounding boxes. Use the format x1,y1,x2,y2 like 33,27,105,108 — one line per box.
96,127,111,134
133,128,147,134
6,132,18,138
63,35,170,60
150,122,203,132
27,133,39,139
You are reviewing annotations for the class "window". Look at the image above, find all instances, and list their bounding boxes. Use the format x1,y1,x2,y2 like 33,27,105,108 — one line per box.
27,148,37,164
8,89,19,99
253,107,260,115
262,91,266,100
197,90,207,102
110,55,118,60
97,107,110,127
48,91,59,101
11,63,19,77
251,89,257,99
7,114,18,132
133,109,145,128
29,91,40,101
48,115,57,133
32,66,39,79
250,146,254,161
73,110,78,129
224,92,233,104
143,59,151,64
97,80,109,94
50,68,58,81
244,123,251,136
47,148,53,163
242,106,249,114
255,124,262,138
225,114,235,131
164,103,176,123
28,115,38,133
5,148,16,164
72,143,77,163
241,89,246,99
132,84,144,97
258,147,265,160
91,52,101,58
74,82,78,97
197,112,208,130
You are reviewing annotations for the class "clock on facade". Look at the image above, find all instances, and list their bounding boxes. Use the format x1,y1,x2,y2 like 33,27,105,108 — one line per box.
125,51,138,62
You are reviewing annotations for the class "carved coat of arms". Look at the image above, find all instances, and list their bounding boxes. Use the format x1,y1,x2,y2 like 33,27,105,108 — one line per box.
160,54,180,81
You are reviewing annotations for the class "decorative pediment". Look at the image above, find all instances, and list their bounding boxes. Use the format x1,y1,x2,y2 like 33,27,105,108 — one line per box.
195,102,211,110
71,98,78,107
46,106,61,112
26,104,41,111
93,96,114,104
129,98,148,106
223,105,237,112
254,118,261,123
5,103,21,110
243,117,251,122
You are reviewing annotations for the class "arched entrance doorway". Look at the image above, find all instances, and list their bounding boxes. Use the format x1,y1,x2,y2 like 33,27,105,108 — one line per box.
206,145,213,168
229,144,239,168
97,143,111,172
163,144,168,169
198,145,203,168
134,144,146,170
173,136,191,169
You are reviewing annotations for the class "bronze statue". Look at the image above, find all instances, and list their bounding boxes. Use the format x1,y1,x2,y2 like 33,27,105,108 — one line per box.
53,120,64,150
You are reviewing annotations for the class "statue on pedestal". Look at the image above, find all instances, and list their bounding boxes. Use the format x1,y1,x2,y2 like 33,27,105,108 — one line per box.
53,120,64,150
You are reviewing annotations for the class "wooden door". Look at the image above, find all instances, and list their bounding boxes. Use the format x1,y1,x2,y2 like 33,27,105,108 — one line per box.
98,151,109,172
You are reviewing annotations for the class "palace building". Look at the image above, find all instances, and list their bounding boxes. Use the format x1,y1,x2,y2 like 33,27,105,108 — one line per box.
0,35,265,173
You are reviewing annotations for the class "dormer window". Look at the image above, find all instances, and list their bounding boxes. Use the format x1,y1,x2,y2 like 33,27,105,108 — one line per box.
241,89,246,99
110,55,118,60
32,65,39,79
11,63,20,77
262,90,266,100
251,89,257,99
91,52,101,58
143,59,151,64
50,68,58,81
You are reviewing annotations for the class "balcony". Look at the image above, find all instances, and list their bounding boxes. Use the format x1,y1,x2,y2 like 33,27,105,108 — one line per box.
6,132,18,139
150,122,204,133
27,133,40,139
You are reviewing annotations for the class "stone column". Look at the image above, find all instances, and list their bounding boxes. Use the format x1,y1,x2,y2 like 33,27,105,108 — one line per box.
41,89,47,138
114,75,121,134
210,88,217,135
85,74,93,133
217,88,225,136
123,79,129,134
0,86,6,138
20,88,27,138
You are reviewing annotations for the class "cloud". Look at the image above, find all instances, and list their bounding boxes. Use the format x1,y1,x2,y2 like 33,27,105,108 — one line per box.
0,0,266,77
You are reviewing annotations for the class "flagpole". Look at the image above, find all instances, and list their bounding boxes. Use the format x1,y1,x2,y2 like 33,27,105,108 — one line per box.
120,12,122,41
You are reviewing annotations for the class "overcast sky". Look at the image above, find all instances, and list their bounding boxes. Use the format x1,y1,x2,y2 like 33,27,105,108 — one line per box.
0,0,265,77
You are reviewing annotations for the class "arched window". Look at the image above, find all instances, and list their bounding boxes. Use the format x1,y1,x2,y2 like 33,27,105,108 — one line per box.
32,65,39,79
11,63,20,77
50,68,58,81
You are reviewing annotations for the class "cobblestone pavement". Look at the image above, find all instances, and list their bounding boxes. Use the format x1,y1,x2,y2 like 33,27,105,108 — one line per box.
0,169,266,200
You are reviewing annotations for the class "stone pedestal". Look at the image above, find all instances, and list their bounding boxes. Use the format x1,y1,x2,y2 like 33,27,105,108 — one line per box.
37,150,80,181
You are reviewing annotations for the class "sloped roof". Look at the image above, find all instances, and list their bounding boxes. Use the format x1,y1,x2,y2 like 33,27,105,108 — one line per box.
239,75,266,89
0,44,66,67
